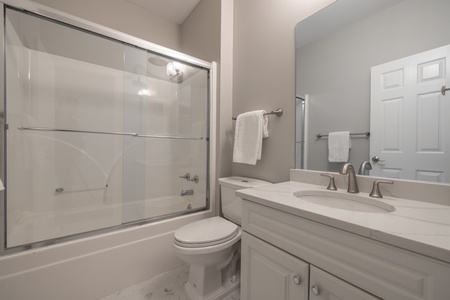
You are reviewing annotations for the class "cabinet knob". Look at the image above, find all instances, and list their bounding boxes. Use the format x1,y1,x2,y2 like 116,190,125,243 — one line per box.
293,275,301,285
311,285,320,295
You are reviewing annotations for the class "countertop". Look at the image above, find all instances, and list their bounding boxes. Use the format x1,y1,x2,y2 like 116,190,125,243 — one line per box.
237,181,450,264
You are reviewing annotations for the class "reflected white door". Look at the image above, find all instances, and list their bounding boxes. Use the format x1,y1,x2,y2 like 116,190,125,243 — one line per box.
370,45,450,183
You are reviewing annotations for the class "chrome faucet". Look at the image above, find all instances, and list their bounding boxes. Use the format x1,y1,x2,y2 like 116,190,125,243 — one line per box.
339,163,359,193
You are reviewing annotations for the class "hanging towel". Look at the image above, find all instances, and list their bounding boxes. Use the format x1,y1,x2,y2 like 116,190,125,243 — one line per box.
328,131,351,162
233,110,268,165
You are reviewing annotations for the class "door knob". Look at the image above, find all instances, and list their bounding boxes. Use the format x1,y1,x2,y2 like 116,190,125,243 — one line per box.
442,84,450,95
371,156,385,163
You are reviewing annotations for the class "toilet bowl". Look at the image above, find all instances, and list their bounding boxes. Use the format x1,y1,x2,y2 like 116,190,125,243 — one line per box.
173,177,272,300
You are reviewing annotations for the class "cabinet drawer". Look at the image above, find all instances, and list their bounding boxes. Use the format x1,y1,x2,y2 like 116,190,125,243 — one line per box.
242,200,450,300
310,266,380,300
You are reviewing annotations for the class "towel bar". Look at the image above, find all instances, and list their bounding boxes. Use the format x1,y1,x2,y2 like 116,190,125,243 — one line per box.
232,108,283,120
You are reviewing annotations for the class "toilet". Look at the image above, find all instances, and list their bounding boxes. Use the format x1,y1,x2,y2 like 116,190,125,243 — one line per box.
173,176,272,300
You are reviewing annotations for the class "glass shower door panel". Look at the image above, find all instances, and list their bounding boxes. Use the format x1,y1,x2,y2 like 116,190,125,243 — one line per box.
179,70,209,212
5,9,126,247
121,46,148,223
122,54,210,222
142,66,209,218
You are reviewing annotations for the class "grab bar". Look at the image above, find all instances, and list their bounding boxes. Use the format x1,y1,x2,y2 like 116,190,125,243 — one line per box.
17,126,203,140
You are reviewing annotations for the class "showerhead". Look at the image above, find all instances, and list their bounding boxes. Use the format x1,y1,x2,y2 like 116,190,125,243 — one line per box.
148,55,168,67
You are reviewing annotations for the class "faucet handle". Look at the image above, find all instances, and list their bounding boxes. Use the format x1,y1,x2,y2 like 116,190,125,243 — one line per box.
370,180,393,198
320,173,337,190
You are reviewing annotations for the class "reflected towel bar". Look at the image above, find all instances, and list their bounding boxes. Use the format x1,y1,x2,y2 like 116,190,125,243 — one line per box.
232,108,283,120
17,126,203,140
316,131,370,139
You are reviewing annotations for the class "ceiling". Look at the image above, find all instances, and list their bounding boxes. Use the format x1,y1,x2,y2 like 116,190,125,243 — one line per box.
296,0,403,49
126,0,201,24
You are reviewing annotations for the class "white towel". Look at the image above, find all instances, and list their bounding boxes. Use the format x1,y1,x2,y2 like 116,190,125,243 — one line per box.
328,131,351,162
233,110,269,165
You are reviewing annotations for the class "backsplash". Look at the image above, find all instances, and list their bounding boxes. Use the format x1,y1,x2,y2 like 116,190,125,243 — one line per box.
290,169,450,206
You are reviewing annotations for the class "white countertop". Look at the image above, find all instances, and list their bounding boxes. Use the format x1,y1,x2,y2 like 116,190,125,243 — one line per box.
237,181,450,264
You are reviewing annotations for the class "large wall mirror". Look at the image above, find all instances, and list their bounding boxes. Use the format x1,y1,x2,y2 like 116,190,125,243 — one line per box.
296,0,450,183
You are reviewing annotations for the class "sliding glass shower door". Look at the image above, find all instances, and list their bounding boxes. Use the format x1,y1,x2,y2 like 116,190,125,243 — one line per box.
4,7,209,250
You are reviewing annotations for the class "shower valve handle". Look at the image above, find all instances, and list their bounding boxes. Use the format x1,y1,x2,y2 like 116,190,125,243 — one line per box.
190,175,199,184
179,173,190,180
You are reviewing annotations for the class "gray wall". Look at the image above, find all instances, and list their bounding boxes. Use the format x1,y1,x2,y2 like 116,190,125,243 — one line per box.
297,0,450,173
181,0,220,62
30,0,181,50
231,0,335,183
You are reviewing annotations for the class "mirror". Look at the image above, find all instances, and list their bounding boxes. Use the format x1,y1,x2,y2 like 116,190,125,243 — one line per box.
296,0,450,183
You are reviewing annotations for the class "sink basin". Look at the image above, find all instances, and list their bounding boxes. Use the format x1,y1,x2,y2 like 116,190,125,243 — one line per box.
294,190,395,213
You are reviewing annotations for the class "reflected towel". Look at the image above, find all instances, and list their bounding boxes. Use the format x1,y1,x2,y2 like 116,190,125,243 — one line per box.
233,110,268,165
328,131,351,162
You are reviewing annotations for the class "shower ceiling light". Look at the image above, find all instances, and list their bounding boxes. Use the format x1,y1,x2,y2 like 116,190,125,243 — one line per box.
166,61,182,77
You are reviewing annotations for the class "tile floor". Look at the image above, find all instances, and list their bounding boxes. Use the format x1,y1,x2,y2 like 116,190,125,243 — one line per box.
98,265,240,300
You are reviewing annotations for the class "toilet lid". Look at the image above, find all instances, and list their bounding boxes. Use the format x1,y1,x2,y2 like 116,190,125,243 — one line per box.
174,217,239,248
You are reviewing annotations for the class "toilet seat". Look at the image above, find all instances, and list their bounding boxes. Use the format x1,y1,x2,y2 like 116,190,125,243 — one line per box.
174,216,239,248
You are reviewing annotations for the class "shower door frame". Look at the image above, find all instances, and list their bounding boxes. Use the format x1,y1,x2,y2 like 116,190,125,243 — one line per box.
0,0,217,256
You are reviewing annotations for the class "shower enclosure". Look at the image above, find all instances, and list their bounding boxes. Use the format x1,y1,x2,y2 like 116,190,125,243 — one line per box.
2,5,212,253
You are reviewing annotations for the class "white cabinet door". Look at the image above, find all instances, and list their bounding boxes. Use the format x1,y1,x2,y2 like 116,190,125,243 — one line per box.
310,266,381,300
241,232,309,300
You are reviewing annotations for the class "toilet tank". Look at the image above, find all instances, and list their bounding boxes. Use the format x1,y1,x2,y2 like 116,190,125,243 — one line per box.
218,176,272,225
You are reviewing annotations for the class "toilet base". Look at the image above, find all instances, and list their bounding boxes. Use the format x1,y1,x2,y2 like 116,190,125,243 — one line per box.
184,272,240,300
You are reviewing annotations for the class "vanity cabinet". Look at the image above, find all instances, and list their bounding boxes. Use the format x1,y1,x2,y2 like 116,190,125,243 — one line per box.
241,232,380,300
241,200,450,300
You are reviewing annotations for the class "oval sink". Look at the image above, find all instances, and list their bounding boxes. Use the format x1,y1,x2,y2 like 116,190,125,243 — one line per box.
294,190,395,213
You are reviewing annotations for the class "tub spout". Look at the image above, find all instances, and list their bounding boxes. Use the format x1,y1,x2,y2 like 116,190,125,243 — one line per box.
180,189,194,196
